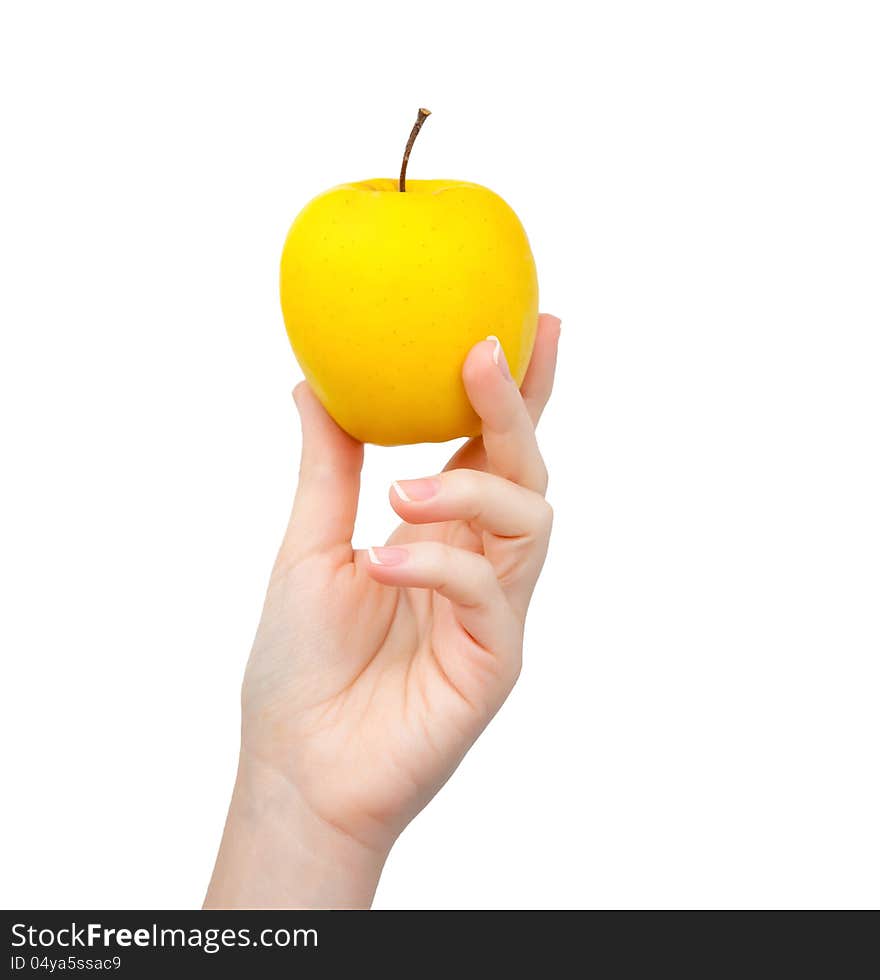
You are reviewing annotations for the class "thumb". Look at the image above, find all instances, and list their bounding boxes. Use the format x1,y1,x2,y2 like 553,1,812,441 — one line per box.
281,382,363,564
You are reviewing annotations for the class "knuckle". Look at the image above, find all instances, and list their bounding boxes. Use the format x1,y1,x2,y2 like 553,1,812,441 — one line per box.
449,467,482,494
447,467,486,516
508,652,523,688
535,459,549,495
537,498,554,535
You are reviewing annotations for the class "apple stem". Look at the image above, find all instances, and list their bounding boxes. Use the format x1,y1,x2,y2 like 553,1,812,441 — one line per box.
399,108,431,192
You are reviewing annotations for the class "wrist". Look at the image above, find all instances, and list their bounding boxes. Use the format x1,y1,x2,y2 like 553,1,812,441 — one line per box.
204,751,388,910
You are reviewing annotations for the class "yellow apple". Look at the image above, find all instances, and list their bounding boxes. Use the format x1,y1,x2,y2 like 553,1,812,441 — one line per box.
279,111,538,445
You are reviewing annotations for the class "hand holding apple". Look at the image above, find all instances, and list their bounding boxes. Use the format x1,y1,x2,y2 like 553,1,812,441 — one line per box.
205,313,560,909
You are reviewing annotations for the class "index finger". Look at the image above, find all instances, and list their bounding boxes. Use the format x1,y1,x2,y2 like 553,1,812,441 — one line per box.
462,335,548,494
444,313,561,476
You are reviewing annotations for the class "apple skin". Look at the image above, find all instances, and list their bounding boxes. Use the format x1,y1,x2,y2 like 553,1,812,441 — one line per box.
279,178,538,445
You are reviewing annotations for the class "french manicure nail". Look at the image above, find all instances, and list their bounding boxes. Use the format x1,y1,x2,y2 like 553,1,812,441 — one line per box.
393,478,440,502
367,546,409,566
486,335,513,382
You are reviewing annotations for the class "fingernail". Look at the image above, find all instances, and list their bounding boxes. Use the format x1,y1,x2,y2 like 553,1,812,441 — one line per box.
367,546,409,566
393,478,440,502
544,314,562,334
486,335,513,382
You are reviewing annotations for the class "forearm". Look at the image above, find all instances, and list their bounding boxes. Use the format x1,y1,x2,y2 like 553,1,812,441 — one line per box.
204,754,387,910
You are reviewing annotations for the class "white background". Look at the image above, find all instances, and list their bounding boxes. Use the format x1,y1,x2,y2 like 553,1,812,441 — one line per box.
1,1,878,911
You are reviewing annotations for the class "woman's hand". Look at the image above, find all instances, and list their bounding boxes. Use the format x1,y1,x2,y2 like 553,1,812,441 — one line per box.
205,314,561,909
